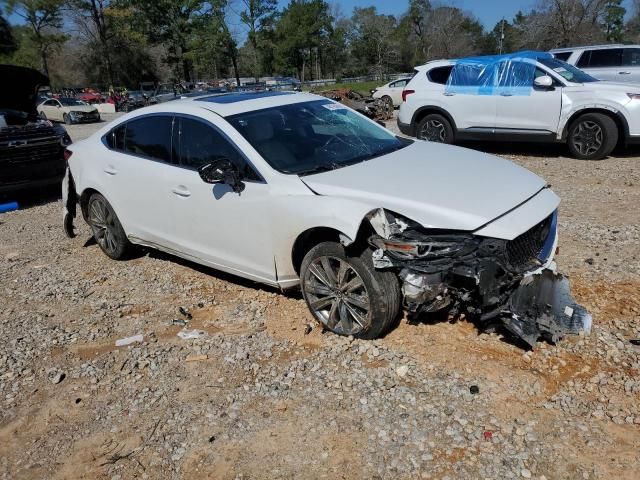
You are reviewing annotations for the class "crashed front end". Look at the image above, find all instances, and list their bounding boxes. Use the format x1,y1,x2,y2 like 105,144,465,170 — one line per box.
367,209,591,347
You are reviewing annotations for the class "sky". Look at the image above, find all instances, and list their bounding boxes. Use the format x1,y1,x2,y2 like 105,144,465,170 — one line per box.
4,0,636,31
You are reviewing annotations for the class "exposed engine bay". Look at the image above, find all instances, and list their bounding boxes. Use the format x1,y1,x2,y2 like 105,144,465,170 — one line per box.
366,208,592,347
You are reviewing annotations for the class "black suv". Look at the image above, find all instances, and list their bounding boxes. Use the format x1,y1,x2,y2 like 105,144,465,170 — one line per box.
0,65,71,195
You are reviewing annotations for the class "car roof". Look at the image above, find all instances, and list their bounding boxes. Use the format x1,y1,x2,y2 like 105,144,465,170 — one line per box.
184,91,325,117
549,44,631,52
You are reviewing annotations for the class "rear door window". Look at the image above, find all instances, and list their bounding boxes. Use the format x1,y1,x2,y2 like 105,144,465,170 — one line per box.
578,48,622,68
124,115,174,163
622,48,640,67
553,52,572,61
106,124,126,150
428,66,453,84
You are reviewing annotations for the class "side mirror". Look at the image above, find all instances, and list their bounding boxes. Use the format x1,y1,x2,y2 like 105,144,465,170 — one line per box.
198,158,245,193
534,75,554,88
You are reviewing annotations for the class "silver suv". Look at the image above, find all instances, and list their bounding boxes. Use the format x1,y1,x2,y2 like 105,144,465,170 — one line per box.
550,44,640,83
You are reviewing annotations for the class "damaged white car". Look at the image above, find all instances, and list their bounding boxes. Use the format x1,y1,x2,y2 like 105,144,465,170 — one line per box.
62,91,591,346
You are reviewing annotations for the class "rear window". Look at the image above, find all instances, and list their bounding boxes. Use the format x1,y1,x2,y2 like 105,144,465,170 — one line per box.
577,48,623,68
553,51,572,61
428,66,453,84
124,115,174,163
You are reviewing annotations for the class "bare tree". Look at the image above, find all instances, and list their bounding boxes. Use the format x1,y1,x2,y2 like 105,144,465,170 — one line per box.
6,0,67,77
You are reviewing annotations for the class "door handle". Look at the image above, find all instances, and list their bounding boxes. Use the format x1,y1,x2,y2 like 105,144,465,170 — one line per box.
103,166,117,175
172,186,191,198
500,92,513,97
618,71,631,75
443,92,456,96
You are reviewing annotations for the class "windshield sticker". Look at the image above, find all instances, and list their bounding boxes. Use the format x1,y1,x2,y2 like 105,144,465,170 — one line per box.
323,103,348,111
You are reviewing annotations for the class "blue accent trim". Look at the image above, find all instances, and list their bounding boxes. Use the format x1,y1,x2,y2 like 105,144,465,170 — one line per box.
0,202,19,213
197,91,295,104
537,210,557,263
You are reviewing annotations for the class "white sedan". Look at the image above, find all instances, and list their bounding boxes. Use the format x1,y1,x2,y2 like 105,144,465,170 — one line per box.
38,97,101,124
371,78,413,107
62,91,590,345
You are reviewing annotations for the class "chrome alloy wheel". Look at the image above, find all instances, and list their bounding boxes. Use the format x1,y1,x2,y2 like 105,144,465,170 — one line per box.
571,120,603,157
88,197,120,256
419,119,446,142
303,256,371,335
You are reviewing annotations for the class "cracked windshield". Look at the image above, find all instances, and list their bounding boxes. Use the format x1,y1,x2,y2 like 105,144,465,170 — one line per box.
228,100,406,175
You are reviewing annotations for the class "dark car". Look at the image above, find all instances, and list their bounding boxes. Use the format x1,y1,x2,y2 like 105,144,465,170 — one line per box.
0,65,71,195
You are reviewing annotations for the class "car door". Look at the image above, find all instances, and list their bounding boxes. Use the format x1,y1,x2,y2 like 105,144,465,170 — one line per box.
493,61,562,134
41,99,62,121
388,79,408,106
621,48,640,83
164,115,276,284
435,64,497,131
100,114,179,245
576,48,623,82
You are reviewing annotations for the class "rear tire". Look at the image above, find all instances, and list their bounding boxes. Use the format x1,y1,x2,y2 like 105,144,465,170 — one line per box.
300,242,401,340
417,113,454,143
567,113,617,160
87,193,131,260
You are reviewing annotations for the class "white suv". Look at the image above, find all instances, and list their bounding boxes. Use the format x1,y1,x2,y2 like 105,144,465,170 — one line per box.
62,91,589,345
550,44,640,83
398,53,640,159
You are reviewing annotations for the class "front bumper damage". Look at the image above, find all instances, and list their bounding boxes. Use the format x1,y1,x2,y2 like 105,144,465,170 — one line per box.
367,208,591,347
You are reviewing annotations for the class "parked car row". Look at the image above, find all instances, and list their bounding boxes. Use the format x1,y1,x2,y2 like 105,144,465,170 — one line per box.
397,49,640,160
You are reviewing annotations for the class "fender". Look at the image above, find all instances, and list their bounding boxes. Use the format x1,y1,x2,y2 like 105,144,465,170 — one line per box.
271,194,386,286
557,101,629,141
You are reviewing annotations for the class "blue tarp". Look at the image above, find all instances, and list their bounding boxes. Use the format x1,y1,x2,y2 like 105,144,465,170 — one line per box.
445,51,554,96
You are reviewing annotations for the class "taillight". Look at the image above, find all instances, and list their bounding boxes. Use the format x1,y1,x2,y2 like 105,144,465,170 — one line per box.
402,89,415,102
64,149,73,161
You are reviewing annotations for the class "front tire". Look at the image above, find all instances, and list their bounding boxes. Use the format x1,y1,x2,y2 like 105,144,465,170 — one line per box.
300,242,401,339
417,113,454,143
567,113,617,160
63,113,72,125
87,193,131,260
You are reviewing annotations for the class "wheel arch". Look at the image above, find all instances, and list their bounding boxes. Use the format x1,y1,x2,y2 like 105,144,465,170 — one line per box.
290,212,380,276
411,106,458,132
560,107,628,144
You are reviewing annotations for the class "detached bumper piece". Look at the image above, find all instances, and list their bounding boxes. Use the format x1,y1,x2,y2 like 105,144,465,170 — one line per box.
501,269,592,347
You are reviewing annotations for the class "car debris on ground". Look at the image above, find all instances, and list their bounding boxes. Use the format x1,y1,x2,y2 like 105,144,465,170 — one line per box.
315,88,394,121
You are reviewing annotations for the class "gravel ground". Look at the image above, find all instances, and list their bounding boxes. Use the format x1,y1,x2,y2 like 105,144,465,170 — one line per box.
1,112,639,479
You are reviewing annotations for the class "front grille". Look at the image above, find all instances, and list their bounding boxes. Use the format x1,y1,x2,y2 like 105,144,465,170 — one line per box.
0,140,62,166
506,213,554,269
0,124,58,143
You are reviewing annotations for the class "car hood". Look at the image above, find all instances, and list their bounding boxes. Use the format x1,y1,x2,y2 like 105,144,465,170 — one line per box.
300,141,548,232
0,65,49,115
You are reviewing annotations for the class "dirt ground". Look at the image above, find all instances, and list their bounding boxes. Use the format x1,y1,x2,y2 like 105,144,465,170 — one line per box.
1,112,639,479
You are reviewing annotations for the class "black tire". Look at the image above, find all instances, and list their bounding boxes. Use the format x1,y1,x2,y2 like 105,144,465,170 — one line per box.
567,113,617,160
63,113,72,125
40,111,47,120
416,113,454,143
300,242,401,340
87,193,131,260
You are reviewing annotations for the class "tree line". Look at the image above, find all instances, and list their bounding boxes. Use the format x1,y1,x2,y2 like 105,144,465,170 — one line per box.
0,0,638,88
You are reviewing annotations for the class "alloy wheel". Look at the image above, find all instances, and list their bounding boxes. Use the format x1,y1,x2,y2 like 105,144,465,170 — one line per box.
420,119,446,142
89,198,119,256
571,120,603,157
303,256,371,335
